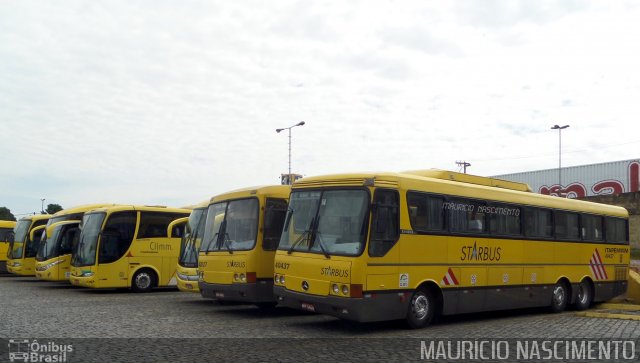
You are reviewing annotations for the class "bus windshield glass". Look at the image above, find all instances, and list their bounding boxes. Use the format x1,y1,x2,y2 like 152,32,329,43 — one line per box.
9,220,31,259
72,213,106,267
202,199,259,252
37,226,62,261
179,208,207,267
279,189,370,256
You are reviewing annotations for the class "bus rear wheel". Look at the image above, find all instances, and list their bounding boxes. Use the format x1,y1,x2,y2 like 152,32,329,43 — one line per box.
575,280,593,311
550,281,569,313
406,288,436,329
132,269,156,293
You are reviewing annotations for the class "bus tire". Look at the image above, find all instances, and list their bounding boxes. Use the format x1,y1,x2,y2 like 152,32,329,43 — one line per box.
132,269,156,293
575,279,593,311
550,281,569,313
406,288,436,329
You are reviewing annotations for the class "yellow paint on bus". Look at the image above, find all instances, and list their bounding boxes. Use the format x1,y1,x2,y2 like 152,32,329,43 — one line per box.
176,201,209,293
198,185,290,306
0,220,17,273
69,205,190,292
35,204,119,282
273,170,630,328
6,215,51,276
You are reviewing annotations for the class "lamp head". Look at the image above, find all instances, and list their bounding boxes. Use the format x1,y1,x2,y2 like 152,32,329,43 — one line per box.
297,121,305,126
276,128,284,133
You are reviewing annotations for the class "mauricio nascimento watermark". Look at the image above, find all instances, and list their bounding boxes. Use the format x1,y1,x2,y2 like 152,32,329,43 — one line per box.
420,339,637,361
7,339,73,363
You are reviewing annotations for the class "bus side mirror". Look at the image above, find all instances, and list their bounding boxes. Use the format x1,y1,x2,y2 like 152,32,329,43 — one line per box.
30,226,46,242
167,217,189,238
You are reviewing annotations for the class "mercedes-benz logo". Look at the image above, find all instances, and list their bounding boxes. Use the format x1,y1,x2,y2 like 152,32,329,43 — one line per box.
302,281,309,291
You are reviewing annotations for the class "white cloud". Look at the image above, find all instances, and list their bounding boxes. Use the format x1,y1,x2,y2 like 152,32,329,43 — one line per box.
1,0,640,214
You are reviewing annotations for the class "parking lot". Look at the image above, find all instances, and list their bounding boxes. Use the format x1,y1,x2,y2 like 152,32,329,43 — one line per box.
2,275,640,362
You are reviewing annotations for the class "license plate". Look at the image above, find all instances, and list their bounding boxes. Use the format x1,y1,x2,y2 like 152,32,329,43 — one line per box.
301,302,315,312
215,292,224,298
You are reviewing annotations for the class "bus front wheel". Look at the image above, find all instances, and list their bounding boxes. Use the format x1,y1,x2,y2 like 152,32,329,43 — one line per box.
132,269,156,293
550,281,569,313
406,288,436,329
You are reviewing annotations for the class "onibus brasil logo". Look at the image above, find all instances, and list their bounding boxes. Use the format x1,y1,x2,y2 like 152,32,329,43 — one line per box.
7,339,73,362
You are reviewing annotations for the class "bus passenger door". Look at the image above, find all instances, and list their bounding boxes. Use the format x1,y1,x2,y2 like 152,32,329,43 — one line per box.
366,190,400,292
98,212,137,288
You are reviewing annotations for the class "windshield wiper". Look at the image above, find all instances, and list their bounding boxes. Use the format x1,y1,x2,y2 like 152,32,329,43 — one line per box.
203,233,219,255
314,231,330,259
223,233,233,254
288,217,315,254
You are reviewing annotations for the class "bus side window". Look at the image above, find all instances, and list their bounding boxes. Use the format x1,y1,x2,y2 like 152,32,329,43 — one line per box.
406,192,444,232
369,189,399,257
60,227,79,255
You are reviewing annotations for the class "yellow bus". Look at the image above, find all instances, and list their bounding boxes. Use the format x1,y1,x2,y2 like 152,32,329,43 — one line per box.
7,214,51,276
35,204,117,282
0,220,17,273
273,170,630,328
176,201,209,292
69,205,190,292
198,185,290,307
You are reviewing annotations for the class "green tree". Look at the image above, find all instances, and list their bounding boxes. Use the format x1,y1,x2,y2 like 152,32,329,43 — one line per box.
45,204,63,214
0,206,16,221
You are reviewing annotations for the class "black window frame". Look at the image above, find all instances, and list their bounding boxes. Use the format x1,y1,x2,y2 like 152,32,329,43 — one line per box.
369,188,400,257
262,198,289,251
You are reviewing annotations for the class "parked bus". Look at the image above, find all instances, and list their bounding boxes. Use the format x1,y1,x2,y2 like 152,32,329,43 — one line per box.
273,170,630,328
6,214,51,276
35,204,117,282
69,205,190,292
0,220,17,273
198,185,290,307
176,201,209,292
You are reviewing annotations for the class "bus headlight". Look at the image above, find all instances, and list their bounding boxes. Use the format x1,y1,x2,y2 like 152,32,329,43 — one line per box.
341,285,349,296
332,284,340,294
81,271,94,277
240,273,246,282
12,262,22,267
280,275,285,285
233,273,239,281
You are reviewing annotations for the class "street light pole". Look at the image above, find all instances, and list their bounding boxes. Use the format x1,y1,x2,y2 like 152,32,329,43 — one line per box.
551,124,569,195
276,121,305,178
40,198,45,214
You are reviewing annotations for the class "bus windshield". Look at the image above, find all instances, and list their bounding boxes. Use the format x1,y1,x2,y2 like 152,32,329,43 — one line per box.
201,199,259,252
9,220,31,259
179,208,207,267
278,189,370,256
72,213,106,267
37,226,62,261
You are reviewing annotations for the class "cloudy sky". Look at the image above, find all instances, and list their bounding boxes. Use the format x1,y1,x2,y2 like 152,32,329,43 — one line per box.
1,0,639,216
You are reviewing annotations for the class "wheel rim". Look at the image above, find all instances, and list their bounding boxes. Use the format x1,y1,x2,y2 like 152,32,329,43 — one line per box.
412,294,429,320
553,285,565,307
577,284,588,304
136,273,151,289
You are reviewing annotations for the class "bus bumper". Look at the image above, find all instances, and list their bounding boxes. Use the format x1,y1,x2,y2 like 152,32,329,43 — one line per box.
177,276,200,293
273,286,409,322
199,280,275,303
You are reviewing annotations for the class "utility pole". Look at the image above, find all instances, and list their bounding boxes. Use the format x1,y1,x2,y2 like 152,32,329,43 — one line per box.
40,198,45,214
456,161,471,174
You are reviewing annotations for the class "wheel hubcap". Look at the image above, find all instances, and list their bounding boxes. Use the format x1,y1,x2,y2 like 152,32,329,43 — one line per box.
553,286,565,306
578,285,588,304
136,274,151,289
413,294,429,320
